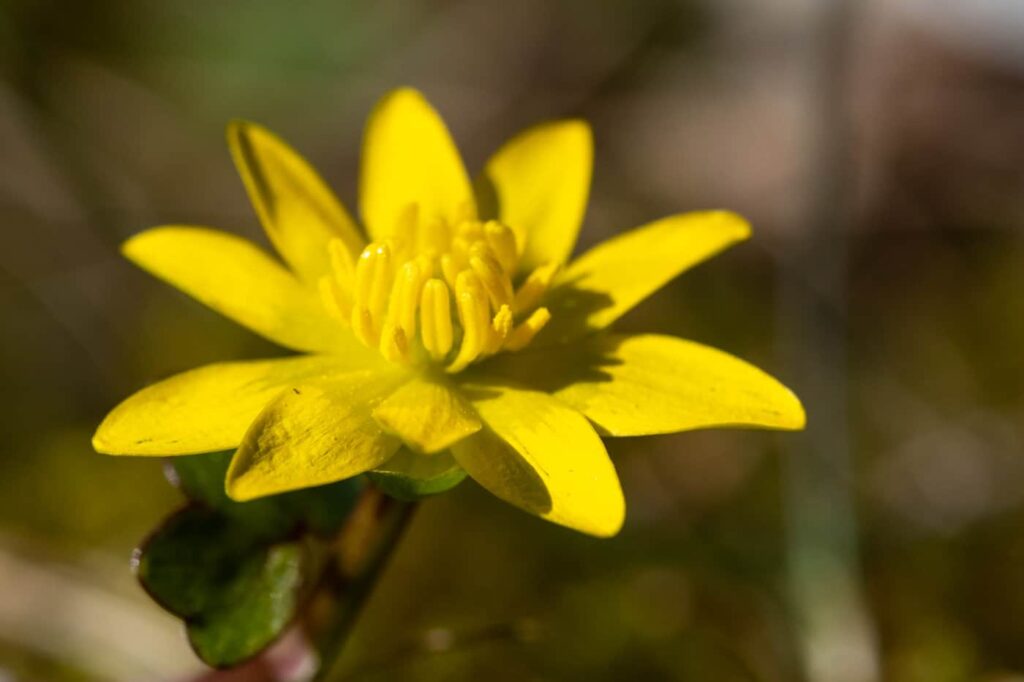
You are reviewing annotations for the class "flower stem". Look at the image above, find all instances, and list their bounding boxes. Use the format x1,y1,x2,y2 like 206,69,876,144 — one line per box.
307,486,416,681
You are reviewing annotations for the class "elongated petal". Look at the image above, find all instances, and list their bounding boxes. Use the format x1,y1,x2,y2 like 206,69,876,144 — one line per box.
371,377,481,453
478,334,805,436
451,383,624,537
476,120,592,271
539,211,751,345
359,88,475,240
226,371,404,501
93,356,353,456
228,120,364,282
123,226,360,353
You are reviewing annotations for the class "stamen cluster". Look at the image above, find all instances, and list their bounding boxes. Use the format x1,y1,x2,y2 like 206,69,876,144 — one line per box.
319,206,556,371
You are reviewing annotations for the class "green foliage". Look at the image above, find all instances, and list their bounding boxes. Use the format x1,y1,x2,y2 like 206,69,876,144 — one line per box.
367,448,468,501
134,452,363,667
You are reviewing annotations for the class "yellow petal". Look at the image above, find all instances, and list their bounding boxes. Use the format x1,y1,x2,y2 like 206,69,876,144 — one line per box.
227,120,364,283
476,120,592,271
560,334,804,434
540,211,751,345
93,355,354,456
123,226,363,354
226,370,404,501
359,88,475,240
451,383,624,537
371,377,481,454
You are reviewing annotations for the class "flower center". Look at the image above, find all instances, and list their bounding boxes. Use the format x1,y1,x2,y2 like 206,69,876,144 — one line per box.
319,205,556,371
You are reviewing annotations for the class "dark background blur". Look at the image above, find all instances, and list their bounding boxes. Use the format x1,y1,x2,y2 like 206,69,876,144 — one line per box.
2,0,1024,680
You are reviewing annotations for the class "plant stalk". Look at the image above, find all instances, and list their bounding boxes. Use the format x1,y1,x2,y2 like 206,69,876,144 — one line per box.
307,486,417,681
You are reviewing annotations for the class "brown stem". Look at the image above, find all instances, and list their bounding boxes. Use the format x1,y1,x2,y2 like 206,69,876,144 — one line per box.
306,486,417,681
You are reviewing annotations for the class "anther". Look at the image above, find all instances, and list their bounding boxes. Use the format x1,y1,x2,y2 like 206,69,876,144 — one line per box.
513,262,559,314
469,252,514,311
420,279,453,361
484,221,518,273
505,307,551,351
354,242,394,326
385,260,427,340
351,304,377,346
440,253,463,291
379,322,411,364
485,305,513,355
447,271,490,373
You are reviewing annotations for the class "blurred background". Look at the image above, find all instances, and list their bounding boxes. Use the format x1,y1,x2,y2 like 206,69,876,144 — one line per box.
2,0,1024,679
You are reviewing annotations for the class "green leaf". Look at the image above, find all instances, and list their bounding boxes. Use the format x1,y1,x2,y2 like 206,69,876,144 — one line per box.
169,450,363,537
136,505,308,667
187,544,305,667
138,452,366,665
368,448,467,501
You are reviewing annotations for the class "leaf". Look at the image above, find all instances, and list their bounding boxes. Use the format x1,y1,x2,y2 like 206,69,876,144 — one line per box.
187,544,306,667
170,450,363,537
367,448,467,501
136,506,308,667
137,453,366,666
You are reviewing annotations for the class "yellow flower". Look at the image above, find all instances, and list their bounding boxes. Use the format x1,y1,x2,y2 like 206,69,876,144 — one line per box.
93,88,804,537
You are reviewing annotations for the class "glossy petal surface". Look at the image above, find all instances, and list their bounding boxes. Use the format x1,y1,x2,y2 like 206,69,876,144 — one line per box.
371,377,481,453
227,371,403,501
360,88,475,240
122,226,357,353
475,334,805,436
228,120,364,282
94,356,352,456
540,211,751,345
477,120,592,270
452,383,624,537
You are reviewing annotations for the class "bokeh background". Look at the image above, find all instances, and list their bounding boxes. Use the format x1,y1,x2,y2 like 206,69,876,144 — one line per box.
3,0,1024,680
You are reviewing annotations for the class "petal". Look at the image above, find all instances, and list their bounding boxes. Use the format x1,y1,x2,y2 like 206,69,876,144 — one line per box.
539,211,751,345
371,377,481,454
359,88,475,240
368,448,468,500
478,334,804,436
123,226,363,354
451,383,624,537
226,370,404,501
93,355,353,456
476,120,592,271
227,120,364,283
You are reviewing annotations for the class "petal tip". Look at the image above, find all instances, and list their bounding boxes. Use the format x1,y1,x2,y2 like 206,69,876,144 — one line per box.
91,427,115,455
224,467,262,503
782,388,808,431
710,210,752,241
590,510,626,538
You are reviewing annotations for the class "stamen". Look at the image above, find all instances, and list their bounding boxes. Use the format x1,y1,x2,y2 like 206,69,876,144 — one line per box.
513,262,559,314
440,253,462,291
322,210,554,369
354,242,394,326
505,307,551,351
319,276,352,320
351,304,377,346
484,221,518,273
468,251,513,311
485,304,513,355
385,260,427,340
379,323,411,364
447,271,490,373
420,279,453,361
